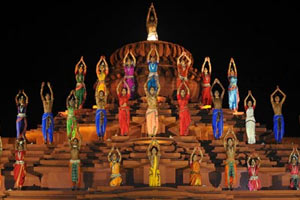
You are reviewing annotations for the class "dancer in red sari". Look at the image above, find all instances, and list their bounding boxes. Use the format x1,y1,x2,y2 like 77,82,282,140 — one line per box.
14,138,27,190
200,57,212,106
177,81,191,136
176,51,191,89
117,79,131,136
247,154,261,191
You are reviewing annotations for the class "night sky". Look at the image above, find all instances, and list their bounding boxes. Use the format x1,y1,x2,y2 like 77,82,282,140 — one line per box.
1,1,298,138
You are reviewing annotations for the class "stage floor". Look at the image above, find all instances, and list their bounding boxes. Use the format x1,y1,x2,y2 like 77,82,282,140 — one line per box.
2,187,300,200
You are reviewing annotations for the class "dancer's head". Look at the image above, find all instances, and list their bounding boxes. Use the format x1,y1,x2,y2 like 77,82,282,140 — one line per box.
204,67,208,74
192,154,198,161
99,90,105,97
180,89,186,97
150,15,154,22
292,154,298,165
250,158,256,167
150,56,156,63
214,90,220,98
79,63,84,73
230,68,235,76
99,61,105,71
69,97,75,107
121,87,127,96
227,137,233,146
149,86,156,95
16,138,25,150
247,100,253,107
19,96,25,105
112,153,118,161
274,95,280,103
181,59,186,67
151,146,158,155
45,93,51,101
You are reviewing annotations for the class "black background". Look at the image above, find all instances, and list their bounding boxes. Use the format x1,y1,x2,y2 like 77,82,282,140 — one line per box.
1,1,299,138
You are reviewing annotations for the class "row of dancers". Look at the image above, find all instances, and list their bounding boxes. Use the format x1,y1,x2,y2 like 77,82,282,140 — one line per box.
14,47,286,145
3,130,299,191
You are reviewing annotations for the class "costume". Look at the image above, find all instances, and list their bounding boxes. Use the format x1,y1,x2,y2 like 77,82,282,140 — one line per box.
95,109,107,137
41,112,54,143
245,105,256,144
118,93,130,136
190,161,202,186
177,94,191,136
212,109,223,139
14,150,26,188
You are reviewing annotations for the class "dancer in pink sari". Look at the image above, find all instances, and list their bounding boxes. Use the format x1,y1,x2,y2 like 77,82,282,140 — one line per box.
123,50,136,99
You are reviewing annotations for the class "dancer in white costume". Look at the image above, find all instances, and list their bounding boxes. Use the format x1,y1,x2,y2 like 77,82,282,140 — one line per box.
244,90,256,144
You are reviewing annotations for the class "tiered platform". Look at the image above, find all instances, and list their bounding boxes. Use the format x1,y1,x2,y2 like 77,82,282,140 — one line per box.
1,99,299,199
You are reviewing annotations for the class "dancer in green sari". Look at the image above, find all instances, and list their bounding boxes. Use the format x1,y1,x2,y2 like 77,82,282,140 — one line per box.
74,56,87,109
66,90,78,140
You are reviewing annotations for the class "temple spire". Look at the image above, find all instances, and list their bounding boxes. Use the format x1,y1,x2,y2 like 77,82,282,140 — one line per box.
146,3,158,41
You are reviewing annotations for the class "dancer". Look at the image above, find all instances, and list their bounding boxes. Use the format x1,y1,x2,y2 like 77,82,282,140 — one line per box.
95,87,108,141
146,3,158,41
96,55,109,93
177,81,191,136
74,56,87,109
244,90,256,144
200,57,212,106
15,90,28,139
176,51,191,89
227,58,239,113
14,138,27,190
147,45,159,91
69,126,82,190
288,146,300,190
270,86,286,143
108,146,122,186
144,79,160,137
40,82,54,144
117,79,130,136
190,145,203,186
147,139,161,187
223,129,238,190
123,49,136,98
66,90,78,140
210,78,225,139
247,154,261,191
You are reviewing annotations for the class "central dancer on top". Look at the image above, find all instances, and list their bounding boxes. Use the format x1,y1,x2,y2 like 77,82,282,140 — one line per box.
147,46,160,91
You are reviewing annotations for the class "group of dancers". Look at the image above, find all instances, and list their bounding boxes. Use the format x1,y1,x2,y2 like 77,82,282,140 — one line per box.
10,45,290,190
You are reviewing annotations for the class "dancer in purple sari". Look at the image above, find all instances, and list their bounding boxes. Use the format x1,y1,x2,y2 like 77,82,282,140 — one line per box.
123,50,136,99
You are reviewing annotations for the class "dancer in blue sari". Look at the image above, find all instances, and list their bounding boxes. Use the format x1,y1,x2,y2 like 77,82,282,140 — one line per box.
95,86,108,141
15,90,28,139
270,86,286,143
210,78,225,139
227,58,239,113
147,45,160,91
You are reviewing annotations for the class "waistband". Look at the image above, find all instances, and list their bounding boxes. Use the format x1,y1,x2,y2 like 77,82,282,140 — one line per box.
15,160,25,164
17,113,26,117
70,159,80,164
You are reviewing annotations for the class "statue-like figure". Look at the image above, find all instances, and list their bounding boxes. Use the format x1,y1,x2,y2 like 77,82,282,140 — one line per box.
147,139,161,187
189,145,203,186
270,85,286,143
108,146,122,186
14,138,27,190
74,56,87,109
227,58,239,113
96,55,109,93
147,46,160,91
15,90,28,139
95,87,108,141
144,79,160,137
40,82,54,144
146,3,158,41
123,50,136,99
244,90,256,144
176,51,191,89
200,57,212,106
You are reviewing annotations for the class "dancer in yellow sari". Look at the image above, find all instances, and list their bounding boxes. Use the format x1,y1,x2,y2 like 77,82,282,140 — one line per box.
96,55,109,93
147,139,161,187
190,145,203,186
108,146,122,186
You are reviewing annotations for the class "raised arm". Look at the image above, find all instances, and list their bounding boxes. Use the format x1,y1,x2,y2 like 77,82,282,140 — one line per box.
185,54,192,67
96,56,103,75
250,91,256,107
277,86,286,104
147,48,153,62
123,50,129,65
40,82,45,101
108,146,114,162
231,58,237,75
190,147,197,164
152,3,158,22
81,56,87,75
147,142,152,158
130,50,136,66
228,58,232,75
247,155,251,168
124,79,130,95
207,57,212,74
211,79,217,98
15,90,21,105
22,90,29,105
116,80,122,96
177,52,184,66
270,87,279,103
199,147,203,163
201,57,207,73
244,91,250,107
48,82,54,100
257,156,261,168
144,81,149,96
103,56,109,74
218,79,225,99
154,47,159,63
116,148,122,163
74,57,81,74
66,90,74,108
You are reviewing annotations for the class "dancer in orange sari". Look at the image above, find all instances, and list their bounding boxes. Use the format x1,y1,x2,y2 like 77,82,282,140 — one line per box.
190,145,203,186
200,57,212,106
14,138,27,190
177,81,191,136
117,79,131,136
108,146,122,186
176,51,191,89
